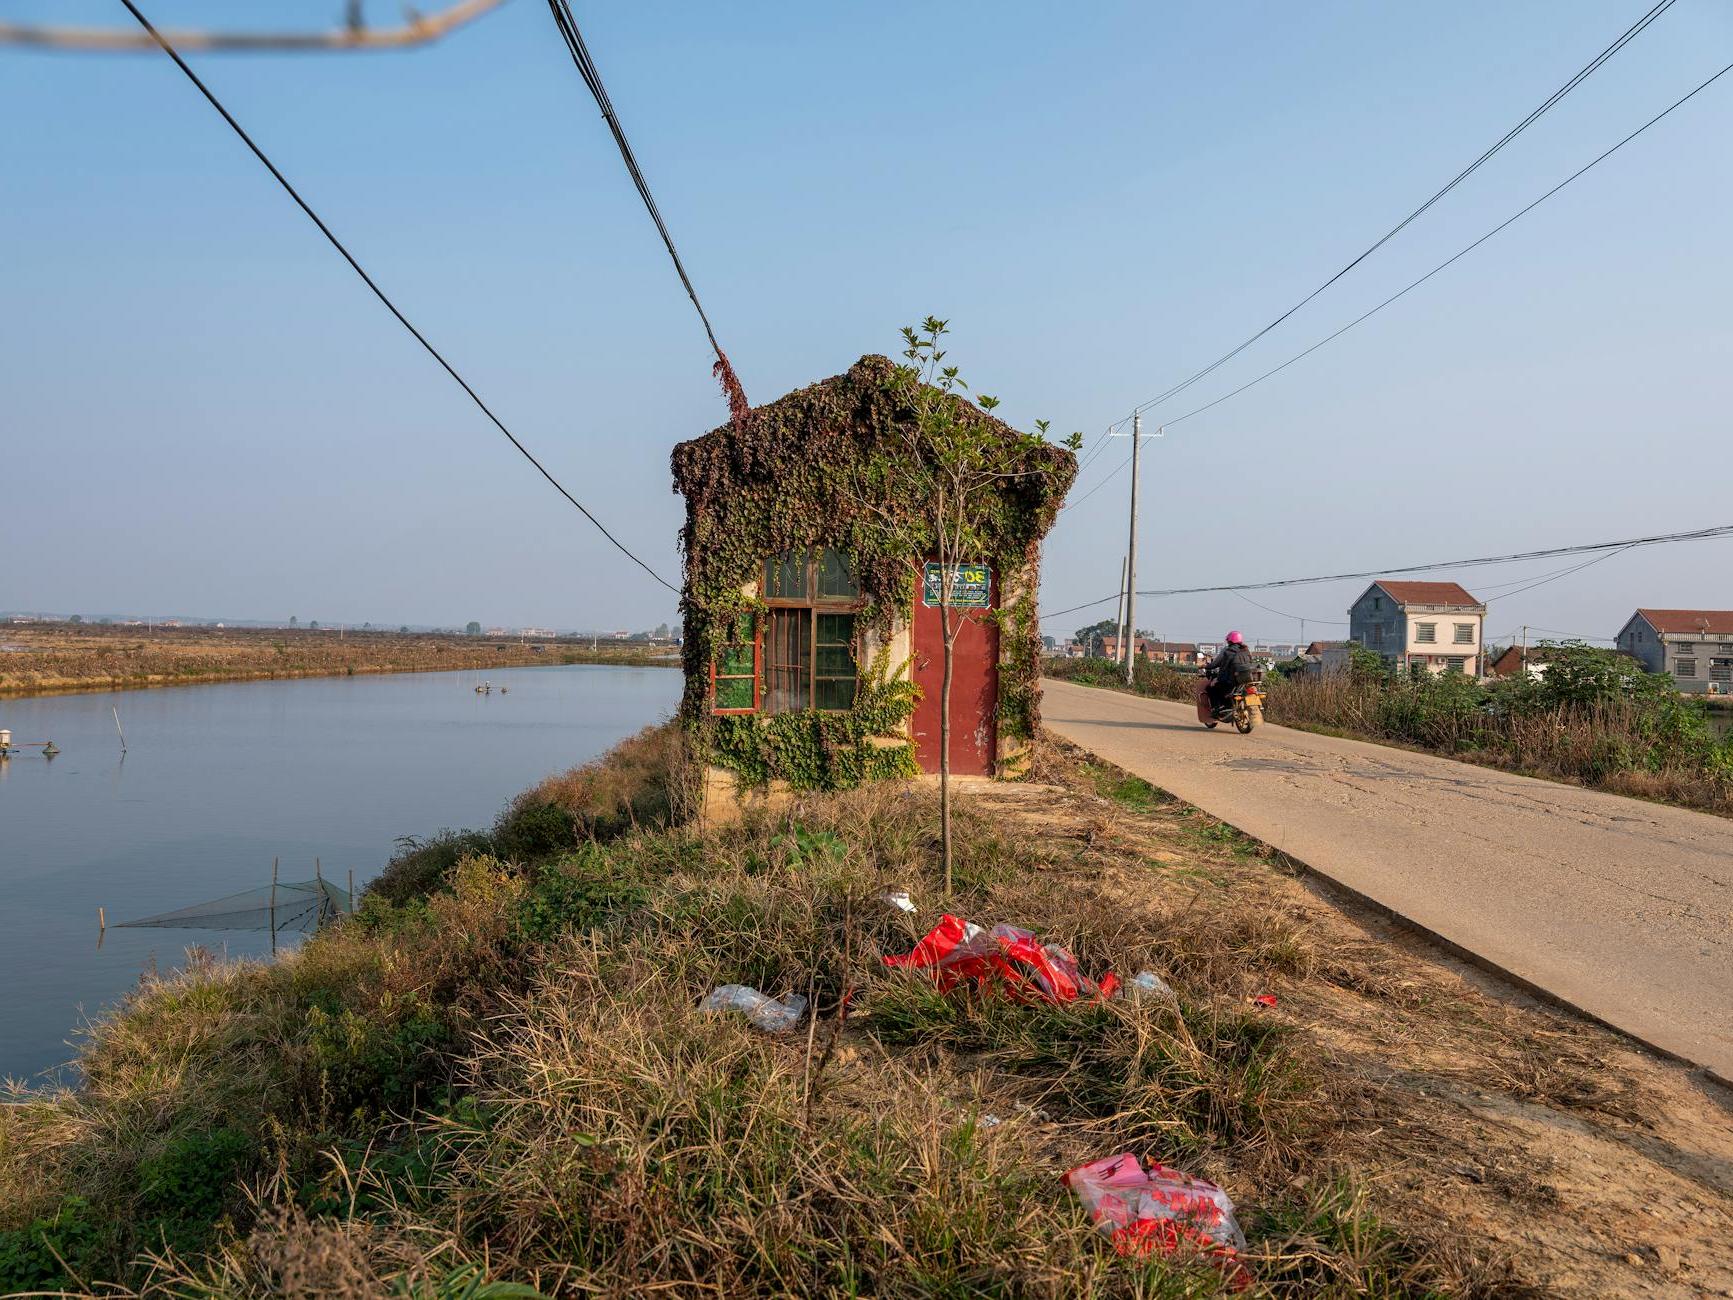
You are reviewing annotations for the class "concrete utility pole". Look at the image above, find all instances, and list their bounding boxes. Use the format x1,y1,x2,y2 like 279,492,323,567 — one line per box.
1114,557,1128,664
1123,412,1143,685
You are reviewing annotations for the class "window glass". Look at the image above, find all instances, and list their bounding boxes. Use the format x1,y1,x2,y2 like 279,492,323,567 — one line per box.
765,608,812,713
764,551,810,601
712,611,757,713
816,548,859,600
1416,622,1437,644
1453,623,1474,645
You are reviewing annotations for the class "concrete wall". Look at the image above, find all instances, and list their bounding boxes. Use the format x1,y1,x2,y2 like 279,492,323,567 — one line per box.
1615,616,1664,674
1347,588,1405,659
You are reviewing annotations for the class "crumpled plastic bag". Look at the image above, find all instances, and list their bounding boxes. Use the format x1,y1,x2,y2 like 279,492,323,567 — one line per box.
1063,1152,1251,1289
883,914,1120,1002
699,984,809,1032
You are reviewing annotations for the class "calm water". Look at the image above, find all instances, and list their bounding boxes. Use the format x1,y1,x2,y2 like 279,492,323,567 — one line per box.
0,664,678,1082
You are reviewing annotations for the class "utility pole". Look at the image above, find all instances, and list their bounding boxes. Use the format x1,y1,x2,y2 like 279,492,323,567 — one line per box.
1521,625,1528,678
1114,556,1128,664
1123,412,1143,685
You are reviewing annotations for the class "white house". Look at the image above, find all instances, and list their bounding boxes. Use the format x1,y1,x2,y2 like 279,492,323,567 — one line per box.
1347,581,1486,675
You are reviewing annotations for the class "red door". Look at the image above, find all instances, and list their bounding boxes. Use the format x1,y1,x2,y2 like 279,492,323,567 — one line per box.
911,563,999,775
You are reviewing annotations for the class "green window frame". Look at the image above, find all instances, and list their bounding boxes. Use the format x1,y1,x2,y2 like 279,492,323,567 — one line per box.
761,549,860,713
711,612,759,713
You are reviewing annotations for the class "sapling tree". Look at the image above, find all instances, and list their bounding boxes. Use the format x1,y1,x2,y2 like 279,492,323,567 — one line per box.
862,318,1079,890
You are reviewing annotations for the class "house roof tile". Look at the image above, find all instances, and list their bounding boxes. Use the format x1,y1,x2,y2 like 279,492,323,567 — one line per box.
1373,580,1483,608
1634,609,1733,635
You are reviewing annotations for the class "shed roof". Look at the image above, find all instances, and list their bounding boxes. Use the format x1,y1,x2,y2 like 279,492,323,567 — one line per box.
1633,609,1733,635
1368,580,1483,609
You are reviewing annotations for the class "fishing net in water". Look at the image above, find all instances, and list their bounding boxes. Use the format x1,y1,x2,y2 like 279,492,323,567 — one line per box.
115,879,349,933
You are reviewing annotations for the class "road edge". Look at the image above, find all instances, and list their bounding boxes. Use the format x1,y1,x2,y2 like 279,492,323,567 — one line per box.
1048,729,1733,1105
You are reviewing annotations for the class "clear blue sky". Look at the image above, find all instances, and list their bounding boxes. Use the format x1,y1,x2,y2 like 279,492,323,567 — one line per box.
4,1,1729,641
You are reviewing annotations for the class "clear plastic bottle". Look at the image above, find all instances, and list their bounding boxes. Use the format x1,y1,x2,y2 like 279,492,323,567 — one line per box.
699,984,809,1032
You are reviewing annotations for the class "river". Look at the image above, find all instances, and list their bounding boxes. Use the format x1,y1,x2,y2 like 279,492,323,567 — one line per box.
0,664,679,1083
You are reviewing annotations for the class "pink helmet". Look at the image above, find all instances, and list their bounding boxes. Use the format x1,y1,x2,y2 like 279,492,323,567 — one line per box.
1225,631,1245,645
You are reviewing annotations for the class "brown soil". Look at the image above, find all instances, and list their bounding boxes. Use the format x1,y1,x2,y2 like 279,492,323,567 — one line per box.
1001,736,1733,1298
0,622,676,696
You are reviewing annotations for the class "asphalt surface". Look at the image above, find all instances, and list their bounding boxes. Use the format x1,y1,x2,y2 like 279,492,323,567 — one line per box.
1042,677,1733,1081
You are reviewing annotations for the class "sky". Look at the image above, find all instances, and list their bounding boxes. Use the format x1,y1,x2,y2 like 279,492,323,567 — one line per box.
3,0,1729,642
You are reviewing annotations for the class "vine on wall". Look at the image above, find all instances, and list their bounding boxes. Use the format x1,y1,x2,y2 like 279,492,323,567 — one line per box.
670,353,1077,791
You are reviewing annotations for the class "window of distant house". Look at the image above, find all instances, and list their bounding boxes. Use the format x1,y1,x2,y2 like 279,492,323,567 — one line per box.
1675,641,1696,654
1372,596,1383,611
1676,658,1698,679
1445,657,1468,673
1710,659,1732,683
1453,622,1475,645
1416,622,1437,644
761,548,860,713
710,612,759,714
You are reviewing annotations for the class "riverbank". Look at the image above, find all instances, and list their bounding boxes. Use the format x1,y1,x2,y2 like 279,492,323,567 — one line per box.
3,728,1727,1296
0,623,677,697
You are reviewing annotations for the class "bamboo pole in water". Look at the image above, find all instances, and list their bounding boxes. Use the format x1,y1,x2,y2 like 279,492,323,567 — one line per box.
269,858,279,955
112,706,126,753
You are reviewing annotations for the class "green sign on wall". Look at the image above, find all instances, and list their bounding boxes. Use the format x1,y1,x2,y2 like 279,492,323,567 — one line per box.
922,562,992,609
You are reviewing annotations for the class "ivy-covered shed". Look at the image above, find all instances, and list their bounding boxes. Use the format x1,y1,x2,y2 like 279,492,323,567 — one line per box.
670,353,1076,816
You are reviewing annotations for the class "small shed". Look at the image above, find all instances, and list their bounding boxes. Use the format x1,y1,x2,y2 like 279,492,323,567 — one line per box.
670,354,1076,817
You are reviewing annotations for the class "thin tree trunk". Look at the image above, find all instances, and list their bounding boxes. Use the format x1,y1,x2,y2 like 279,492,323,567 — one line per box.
940,607,954,894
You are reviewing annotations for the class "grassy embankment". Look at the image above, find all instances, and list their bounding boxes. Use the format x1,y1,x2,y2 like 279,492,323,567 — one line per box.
1045,654,1733,817
3,726,1730,1297
0,624,676,697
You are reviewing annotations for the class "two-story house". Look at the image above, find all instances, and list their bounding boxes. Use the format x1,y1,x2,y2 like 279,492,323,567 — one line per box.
1614,609,1733,694
1347,580,1486,674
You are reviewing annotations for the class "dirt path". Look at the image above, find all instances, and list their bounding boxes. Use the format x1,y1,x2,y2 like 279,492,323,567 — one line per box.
1041,678,1733,1083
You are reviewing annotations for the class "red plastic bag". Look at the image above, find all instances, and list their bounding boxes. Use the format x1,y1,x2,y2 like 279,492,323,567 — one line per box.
883,914,1120,1002
1063,1152,1251,1290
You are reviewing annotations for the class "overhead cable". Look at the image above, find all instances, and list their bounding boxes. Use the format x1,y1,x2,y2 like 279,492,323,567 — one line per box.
1161,57,1733,430
1112,0,1678,426
116,0,679,593
544,0,749,422
1136,524,1733,599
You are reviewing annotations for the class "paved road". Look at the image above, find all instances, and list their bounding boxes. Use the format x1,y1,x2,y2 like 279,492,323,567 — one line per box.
1042,678,1733,1080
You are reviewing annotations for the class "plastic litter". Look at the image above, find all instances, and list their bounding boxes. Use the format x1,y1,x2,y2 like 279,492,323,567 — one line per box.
699,985,809,1033
880,889,917,914
883,913,1120,1002
1125,970,1177,1001
1063,1152,1251,1290
1248,993,1278,1009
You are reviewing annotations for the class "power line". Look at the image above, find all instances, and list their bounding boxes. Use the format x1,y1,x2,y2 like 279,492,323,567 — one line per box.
1232,591,1347,626
115,0,678,594
1058,448,1133,513
543,0,748,423
1137,523,1733,599
1113,0,1677,425
1482,544,1635,604
1162,56,1733,430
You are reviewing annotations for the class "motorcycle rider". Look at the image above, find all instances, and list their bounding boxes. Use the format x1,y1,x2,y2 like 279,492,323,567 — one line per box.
1204,631,1253,716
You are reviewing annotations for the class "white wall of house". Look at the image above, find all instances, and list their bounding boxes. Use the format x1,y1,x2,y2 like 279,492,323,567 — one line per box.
1404,611,1483,673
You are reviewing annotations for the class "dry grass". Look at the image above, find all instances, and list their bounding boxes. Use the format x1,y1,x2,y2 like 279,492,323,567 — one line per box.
4,732,1730,1297
0,623,674,697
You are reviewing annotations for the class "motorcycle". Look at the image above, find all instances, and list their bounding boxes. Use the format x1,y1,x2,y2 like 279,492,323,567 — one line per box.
1195,671,1262,734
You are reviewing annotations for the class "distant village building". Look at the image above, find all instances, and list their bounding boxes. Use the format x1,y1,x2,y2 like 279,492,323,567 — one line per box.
671,355,1075,820
1099,636,1203,666
1347,581,1486,674
1615,609,1733,694
1301,640,1354,675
